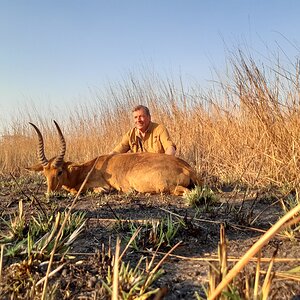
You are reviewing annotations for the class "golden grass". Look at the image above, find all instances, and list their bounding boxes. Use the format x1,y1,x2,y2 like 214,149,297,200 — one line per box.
1,53,300,189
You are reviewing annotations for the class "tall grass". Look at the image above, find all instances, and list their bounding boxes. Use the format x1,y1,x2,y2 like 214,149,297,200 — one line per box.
1,52,300,189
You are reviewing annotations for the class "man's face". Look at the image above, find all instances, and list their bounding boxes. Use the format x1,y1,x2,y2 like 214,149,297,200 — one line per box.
133,109,151,133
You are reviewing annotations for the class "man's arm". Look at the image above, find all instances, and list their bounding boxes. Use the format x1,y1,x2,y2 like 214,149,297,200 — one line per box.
111,131,131,154
158,124,176,155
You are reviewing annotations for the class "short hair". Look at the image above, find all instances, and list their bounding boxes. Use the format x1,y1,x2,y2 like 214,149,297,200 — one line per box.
132,105,150,116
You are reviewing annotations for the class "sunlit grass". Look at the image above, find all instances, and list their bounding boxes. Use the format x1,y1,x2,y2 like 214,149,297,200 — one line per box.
1,52,300,190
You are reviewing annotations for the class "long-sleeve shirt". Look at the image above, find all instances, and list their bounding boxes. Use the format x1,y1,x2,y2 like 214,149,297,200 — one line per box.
112,121,176,154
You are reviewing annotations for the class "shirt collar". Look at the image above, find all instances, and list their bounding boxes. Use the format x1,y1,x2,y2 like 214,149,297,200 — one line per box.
135,121,153,135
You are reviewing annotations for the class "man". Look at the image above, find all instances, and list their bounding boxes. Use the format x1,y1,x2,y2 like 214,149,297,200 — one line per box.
111,105,176,155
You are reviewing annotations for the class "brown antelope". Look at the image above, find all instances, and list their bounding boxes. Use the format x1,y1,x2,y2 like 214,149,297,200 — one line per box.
26,121,200,196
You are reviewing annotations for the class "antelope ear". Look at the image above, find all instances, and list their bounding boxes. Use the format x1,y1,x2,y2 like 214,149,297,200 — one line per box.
25,163,44,172
66,161,76,171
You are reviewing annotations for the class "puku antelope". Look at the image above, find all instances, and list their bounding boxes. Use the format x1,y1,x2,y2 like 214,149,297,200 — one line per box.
26,121,200,196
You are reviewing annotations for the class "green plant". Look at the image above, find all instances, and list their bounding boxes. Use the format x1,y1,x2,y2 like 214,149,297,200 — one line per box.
101,237,180,300
102,255,163,299
123,215,183,251
184,186,218,209
0,201,87,298
279,192,300,240
0,200,86,259
0,200,26,242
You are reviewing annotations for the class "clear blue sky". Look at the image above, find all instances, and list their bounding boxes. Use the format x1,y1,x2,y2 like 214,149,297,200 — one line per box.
1,1,299,119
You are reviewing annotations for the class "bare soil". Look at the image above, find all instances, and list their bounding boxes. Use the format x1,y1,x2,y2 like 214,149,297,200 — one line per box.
1,174,300,299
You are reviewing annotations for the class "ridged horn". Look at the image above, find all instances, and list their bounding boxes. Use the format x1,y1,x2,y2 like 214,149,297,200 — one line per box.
29,122,49,166
52,120,66,167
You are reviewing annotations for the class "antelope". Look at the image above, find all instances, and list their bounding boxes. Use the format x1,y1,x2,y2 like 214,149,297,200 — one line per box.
26,121,200,196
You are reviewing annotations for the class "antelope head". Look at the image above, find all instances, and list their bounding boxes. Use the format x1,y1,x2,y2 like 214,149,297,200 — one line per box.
26,120,68,194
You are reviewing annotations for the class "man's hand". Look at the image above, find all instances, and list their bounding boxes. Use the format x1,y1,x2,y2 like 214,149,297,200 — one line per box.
165,146,176,155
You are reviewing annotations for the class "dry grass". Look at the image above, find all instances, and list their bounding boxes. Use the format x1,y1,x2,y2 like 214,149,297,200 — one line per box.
1,52,300,190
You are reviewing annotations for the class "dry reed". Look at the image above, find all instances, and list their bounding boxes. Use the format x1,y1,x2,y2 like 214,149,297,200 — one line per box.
1,53,300,189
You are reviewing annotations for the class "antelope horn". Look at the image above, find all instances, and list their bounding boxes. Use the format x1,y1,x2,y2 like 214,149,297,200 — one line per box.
53,120,66,167
29,122,49,166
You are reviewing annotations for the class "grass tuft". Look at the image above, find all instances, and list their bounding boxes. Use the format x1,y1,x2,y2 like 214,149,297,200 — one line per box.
184,186,218,208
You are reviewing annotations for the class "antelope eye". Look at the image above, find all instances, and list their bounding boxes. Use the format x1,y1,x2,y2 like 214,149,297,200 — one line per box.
57,170,63,176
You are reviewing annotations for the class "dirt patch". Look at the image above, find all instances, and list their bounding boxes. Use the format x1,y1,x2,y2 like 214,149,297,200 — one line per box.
1,174,300,299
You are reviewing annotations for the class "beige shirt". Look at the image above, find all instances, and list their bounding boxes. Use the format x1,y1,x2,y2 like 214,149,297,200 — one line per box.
112,122,176,154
